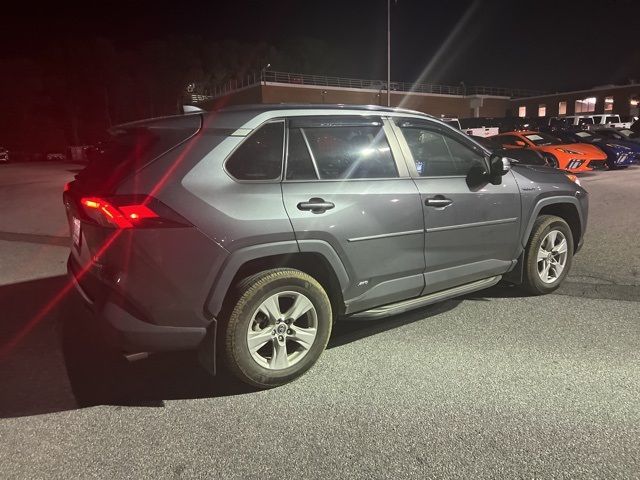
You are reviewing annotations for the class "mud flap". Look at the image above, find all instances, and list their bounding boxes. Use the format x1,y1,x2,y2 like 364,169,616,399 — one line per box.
197,319,217,376
502,252,524,285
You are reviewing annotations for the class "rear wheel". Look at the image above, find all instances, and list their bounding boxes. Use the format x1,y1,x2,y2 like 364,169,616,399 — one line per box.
522,215,574,295
214,268,332,388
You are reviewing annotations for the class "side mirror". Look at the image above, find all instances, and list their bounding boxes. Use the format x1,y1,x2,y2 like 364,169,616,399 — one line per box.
489,155,511,185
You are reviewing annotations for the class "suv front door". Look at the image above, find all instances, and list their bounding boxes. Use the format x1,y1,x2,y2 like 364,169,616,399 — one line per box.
281,115,425,314
392,118,521,294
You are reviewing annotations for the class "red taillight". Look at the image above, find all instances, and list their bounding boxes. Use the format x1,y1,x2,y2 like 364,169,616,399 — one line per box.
79,196,184,229
64,182,71,192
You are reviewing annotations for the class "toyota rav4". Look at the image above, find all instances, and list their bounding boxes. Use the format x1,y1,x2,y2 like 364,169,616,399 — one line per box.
63,105,588,388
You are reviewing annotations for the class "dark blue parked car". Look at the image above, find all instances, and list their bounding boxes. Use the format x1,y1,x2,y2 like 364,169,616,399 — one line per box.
551,129,639,169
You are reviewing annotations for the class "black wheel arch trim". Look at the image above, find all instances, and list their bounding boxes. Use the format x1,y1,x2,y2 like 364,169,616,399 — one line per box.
520,196,585,251
205,240,350,318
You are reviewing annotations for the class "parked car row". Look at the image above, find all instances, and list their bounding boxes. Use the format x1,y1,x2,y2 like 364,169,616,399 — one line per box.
444,114,639,136
0,149,73,164
475,127,640,173
442,114,640,173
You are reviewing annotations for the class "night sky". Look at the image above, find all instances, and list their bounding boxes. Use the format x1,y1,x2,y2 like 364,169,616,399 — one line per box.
3,0,640,91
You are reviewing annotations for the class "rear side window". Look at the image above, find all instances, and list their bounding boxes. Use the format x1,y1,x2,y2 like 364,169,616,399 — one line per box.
226,122,284,181
289,125,397,180
76,114,202,193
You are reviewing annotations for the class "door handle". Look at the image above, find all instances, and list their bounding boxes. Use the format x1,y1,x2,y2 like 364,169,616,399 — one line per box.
297,198,335,213
425,196,453,207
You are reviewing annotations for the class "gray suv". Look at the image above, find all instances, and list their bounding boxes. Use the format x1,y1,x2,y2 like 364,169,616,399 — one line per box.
64,105,588,388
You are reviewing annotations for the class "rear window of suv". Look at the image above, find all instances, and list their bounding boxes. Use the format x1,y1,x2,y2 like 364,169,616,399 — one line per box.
76,114,202,193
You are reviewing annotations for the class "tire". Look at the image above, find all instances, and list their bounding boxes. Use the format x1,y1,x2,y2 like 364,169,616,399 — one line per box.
522,215,574,295
544,153,559,168
213,268,332,388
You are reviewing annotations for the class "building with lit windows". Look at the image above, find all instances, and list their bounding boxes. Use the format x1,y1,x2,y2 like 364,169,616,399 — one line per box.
512,84,640,120
189,71,640,120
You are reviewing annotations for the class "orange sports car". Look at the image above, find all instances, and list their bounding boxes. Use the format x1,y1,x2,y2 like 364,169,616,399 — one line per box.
490,131,607,172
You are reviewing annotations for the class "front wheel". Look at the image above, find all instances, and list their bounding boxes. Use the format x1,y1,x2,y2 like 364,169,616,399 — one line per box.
213,268,332,388
544,153,559,168
522,215,574,295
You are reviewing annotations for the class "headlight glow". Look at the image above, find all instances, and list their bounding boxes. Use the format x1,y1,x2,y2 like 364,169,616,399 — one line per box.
565,174,582,186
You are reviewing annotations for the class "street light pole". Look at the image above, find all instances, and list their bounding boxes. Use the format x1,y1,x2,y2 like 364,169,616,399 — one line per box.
387,0,391,107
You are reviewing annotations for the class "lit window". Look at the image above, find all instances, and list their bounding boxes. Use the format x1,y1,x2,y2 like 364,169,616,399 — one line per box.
604,96,614,111
538,104,546,117
558,101,567,115
518,106,526,118
575,97,596,113
630,98,639,107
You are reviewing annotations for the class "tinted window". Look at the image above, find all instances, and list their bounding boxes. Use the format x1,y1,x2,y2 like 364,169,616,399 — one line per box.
605,116,621,123
399,124,485,176
77,114,202,193
578,117,594,125
302,125,397,179
286,128,317,180
226,122,284,180
495,134,524,146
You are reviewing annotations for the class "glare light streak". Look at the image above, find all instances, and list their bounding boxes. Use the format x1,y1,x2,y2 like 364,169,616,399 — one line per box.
0,112,220,359
398,0,480,108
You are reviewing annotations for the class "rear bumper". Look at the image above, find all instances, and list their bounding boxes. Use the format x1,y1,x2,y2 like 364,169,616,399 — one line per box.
68,257,208,353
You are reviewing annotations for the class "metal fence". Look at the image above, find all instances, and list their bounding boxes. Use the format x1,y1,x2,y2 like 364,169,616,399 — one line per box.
187,70,544,103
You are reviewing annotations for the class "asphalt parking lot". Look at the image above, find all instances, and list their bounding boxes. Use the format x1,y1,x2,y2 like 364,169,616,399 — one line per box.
0,162,638,479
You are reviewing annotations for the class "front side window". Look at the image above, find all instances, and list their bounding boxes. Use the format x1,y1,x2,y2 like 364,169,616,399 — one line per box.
226,122,284,181
288,124,397,180
398,123,486,177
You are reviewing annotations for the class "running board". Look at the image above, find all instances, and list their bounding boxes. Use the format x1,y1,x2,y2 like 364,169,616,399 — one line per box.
349,276,501,320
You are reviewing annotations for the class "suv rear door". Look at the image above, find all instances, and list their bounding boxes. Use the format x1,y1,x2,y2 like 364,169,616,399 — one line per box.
280,115,426,313
391,118,521,294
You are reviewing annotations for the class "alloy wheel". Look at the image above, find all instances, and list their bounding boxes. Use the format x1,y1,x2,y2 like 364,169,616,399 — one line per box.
246,291,318,370
537,230,568,284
